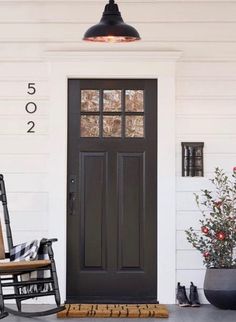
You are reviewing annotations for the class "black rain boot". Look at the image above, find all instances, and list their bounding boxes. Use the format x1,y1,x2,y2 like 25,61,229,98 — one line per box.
189,282,200,307
176,282,190,307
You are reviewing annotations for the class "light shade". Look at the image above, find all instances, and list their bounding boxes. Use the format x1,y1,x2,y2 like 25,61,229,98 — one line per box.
83,0,141,43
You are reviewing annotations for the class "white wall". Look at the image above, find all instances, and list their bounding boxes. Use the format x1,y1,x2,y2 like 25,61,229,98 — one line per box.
176,62,236,303
0,0,236,304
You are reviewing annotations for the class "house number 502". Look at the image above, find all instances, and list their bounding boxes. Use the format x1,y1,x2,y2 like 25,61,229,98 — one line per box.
26,83,37,133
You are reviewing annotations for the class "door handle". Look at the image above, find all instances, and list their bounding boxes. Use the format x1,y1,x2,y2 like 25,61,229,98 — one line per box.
69,192,76,216
69,175,77,216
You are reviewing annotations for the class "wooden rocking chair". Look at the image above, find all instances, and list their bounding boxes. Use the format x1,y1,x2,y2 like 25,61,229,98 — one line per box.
0,174,65,319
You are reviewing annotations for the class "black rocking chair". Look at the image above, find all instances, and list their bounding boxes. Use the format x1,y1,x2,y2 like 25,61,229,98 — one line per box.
0,174,65,319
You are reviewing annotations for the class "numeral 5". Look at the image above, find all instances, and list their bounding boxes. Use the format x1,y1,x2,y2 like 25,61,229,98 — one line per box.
27,83,36,95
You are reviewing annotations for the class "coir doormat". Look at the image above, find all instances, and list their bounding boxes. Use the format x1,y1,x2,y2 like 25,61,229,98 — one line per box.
57,304,169,318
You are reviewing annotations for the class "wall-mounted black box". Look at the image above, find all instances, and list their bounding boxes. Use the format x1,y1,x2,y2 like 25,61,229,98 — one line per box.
181,142,204,177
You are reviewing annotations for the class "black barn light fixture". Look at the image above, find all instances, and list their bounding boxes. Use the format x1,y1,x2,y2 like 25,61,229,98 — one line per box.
83,0,141,43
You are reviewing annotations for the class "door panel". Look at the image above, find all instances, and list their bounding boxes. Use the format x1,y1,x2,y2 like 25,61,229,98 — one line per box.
80,152,107,270
67,79,157,303
118,153,144,270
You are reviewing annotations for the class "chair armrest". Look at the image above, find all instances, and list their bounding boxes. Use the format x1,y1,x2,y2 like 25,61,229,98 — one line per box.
40,238,58,246
4,252,10,259
40,239,58,261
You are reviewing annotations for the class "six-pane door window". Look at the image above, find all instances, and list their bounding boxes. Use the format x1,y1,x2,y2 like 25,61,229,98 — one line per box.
80,89,144,138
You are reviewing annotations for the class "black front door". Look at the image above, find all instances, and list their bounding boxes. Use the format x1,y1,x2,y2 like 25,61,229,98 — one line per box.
67,79,157,303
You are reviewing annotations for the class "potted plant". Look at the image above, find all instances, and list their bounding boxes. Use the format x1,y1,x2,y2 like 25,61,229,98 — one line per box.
185,167,236,309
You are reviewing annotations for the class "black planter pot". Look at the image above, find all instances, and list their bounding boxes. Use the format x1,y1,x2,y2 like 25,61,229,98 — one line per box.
204,268,236,309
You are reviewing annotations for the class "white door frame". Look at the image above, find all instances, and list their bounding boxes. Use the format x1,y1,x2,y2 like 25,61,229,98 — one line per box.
46,51,181,304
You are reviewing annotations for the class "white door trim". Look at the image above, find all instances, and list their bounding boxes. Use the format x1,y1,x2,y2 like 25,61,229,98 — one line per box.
46,51,181,304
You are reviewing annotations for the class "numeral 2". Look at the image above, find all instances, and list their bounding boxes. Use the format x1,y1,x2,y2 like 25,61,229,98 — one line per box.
27,121,35,133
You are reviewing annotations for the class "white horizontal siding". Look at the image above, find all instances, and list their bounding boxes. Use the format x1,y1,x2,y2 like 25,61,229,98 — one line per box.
177,62,236,77
177,211,203,231
11,213,48,232
0,2,236,23
2,22,236,43
0,136,49,153
2,173,48,192
0,43,44,61
0,100,49,116
0,154,48,172
177,250,204,270
177,117,236,135
0,2,235,61
0,81,48,97
0,213,47,237
177,231,199,250
177,192,199,211
0,62,49,78
0,44,50,303
0,117,48,135
0,61,50,310
11,231,49,243
177,79,236,97
175,24,236,304
176,177,214,192
176,99,236,116
6,193,48,212
177,269,206,287
1,230,49,245
0,55,50,310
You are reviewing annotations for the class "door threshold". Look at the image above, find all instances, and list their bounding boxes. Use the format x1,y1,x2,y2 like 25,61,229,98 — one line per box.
66,298,159,304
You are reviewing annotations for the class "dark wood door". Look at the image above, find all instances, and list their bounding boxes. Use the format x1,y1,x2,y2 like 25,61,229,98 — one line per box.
67,79,157,303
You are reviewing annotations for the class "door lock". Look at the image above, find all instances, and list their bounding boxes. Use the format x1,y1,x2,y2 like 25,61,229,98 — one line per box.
69,175,77,216
69,192,76,216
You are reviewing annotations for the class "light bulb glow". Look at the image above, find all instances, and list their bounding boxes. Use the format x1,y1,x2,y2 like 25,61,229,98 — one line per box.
84,35,138,43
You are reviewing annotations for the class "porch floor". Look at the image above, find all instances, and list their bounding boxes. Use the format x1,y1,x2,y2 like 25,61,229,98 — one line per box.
2,304,236,322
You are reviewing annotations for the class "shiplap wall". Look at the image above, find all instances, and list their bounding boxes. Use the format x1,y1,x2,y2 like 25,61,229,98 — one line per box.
0,0,236,304
176,61,236,302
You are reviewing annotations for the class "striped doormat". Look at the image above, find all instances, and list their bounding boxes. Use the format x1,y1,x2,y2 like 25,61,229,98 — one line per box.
57,304,169,318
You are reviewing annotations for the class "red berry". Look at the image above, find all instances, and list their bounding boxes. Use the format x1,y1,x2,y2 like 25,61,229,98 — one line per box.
216,231,226,240
201,226,209,234
214,200,222,208
203,252,210,257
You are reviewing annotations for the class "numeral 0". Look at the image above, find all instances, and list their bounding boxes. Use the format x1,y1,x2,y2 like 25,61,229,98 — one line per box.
27,83,36,95
25,102,37,114
27,121,35,133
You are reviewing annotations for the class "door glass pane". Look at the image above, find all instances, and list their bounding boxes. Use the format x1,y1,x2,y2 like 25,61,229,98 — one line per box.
81,115,100,137
81,90,99,112
103,90,121,112
126,116,144,137
103,116,121,137
125,90,144,112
